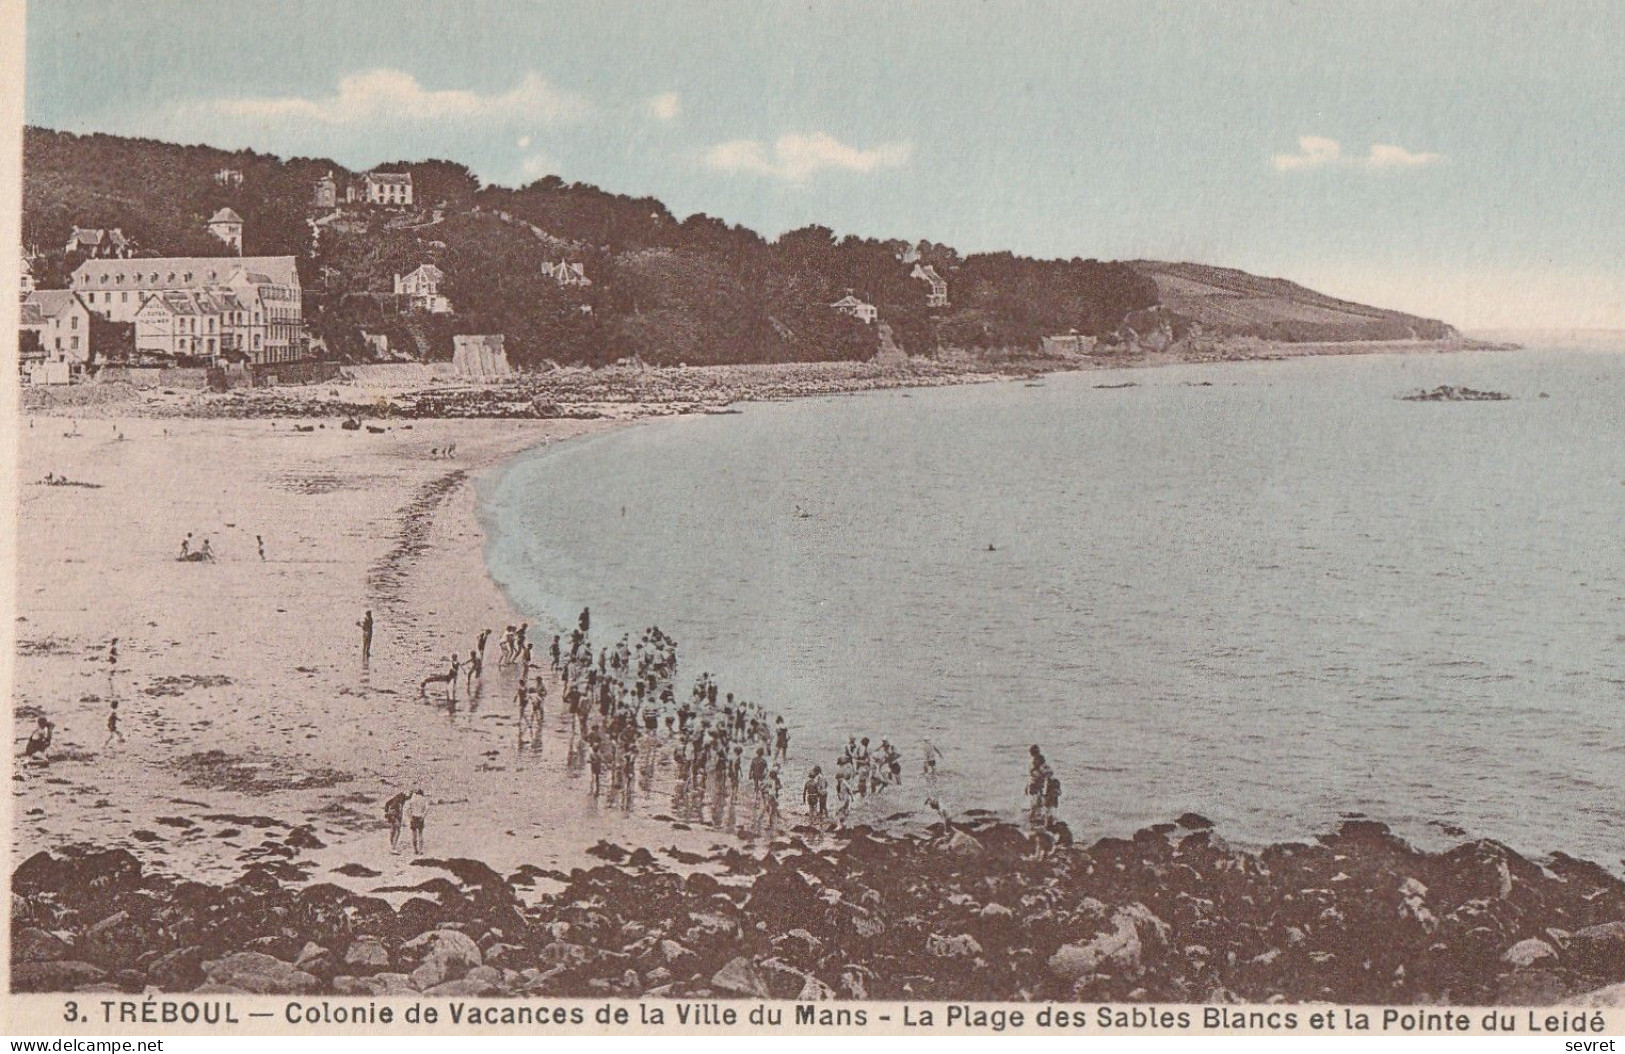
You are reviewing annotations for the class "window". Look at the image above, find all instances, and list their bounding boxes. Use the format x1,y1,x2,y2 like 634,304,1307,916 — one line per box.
71,315,79,329
122,292,128,303
71,337,79,351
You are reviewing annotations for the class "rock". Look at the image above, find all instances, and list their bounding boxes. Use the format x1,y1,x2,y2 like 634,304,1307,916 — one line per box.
979,903,1014,919
926,933,983,958
12,960,107,992
1176,813,1214,830
1047,904,1170,984
146,946,206,990
294,942,330,969
425,977,495,996
711,956,770,998
944,830,986,857
1572,982,1625,1008
400,928,482,988
200,952,319,994
1570,921,1625,972
87,910,130,936
1398,877,1437,931
851,913,885,938
1501,938,1557,969
11,927,70,963
344,935,391,970
659,939,693,964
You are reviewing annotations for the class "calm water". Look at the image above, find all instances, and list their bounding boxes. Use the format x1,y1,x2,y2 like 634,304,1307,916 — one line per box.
483,349,1625,865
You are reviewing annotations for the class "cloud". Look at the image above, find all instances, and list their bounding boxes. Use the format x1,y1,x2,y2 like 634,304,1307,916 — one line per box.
516,135,532,149
520,152,557,179
1271,135,1343,171
1365,142,1443,168
207,69,588,127
647,92,682,122
1272,135,1444,172
703,132,912,182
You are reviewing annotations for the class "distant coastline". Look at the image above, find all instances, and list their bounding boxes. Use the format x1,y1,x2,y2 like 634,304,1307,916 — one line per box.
22,335,1519,422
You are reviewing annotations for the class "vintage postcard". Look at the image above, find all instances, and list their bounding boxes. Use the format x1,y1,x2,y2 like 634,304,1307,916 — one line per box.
3,0,1622,1041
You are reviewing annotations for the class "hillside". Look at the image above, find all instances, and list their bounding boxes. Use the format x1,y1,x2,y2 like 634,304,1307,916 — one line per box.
20,128,1455,367
1130,261,1456,343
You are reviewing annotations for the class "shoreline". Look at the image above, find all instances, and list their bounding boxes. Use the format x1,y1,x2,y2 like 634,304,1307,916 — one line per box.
20,336,1518,422
14,339,1624,1004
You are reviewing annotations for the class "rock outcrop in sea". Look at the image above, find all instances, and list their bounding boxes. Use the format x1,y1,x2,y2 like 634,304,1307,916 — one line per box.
12,816,1625,1005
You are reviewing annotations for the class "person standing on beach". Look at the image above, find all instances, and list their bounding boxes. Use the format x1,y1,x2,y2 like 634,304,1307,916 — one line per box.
404,789,429,854
773,717,789,764
477,628,491,663
465,648,481,695
256,535,265,561
358,610,374,664
383,790,408,852
103,700,124,748
550,634,561,671
922,740,943,776
108,638,119,672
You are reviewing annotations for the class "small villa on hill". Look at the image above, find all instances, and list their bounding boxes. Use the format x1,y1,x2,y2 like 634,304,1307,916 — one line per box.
214,168,243,186
394,263,451,313
543,261,591,287
65,227,130,258
312,172,338,209
207,208,244,254
830,294,878,324
355,171,413,207
911,263,949,308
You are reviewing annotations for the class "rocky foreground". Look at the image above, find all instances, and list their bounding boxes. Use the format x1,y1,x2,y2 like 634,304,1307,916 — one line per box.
11,816,1625,1005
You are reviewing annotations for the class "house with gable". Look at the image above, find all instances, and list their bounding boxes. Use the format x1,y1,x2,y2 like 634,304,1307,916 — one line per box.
393,263,451,313
65,227,130,258
910,263,949,308
830,293,878,324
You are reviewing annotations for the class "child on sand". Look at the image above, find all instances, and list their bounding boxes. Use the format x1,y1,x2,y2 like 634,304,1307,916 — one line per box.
23,716,54,759
383,790,408,852
404,789,429,854
103,700,124,748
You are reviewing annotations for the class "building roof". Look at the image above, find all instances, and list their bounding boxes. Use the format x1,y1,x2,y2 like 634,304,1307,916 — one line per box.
70,227,127,247
404,263,445,281
73,256,299,291
209,208,243,224
830,294,872,309
366,172,413,185
23,290,84,320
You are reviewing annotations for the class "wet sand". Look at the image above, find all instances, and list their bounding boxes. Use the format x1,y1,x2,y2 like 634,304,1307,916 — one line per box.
9,414,720,893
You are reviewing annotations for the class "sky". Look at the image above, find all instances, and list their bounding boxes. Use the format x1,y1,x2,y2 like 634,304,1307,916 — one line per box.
22,0,1625,329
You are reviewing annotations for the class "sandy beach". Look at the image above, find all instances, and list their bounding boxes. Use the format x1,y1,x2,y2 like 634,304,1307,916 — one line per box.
9,411,725,893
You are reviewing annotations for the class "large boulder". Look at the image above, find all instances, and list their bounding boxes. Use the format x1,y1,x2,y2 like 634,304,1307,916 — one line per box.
146,946,206,990
711,956,770,998
199,952,319,994
12,961,107,992
400,928,482,989
1047,904,1169,985
1501,938,1557,969
11,927,70,963
1569,921,1625,973
343,935,391,971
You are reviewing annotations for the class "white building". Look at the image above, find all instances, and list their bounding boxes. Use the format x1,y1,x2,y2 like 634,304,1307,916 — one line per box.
19,290,93,381
207,208,244,254
542,261,591,287
214,168,244,187
313,172,338,210
73,256,303,364
911,263,949,308
830,294,878,324
20,252,35,294
362,172,413,207
393,263,451,313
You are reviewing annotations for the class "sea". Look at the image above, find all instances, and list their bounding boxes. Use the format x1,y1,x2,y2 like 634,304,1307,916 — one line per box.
482,346,1625,866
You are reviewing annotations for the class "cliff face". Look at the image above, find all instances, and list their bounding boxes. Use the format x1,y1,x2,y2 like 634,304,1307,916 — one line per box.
1131,261,1457,344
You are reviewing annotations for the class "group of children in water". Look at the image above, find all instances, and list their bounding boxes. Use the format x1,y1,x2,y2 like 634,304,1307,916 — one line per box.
414,607,1003,835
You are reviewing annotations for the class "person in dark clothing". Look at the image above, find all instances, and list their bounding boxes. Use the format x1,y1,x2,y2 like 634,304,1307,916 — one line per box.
358,610,374,664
